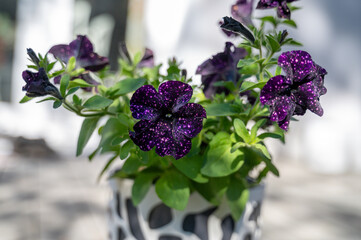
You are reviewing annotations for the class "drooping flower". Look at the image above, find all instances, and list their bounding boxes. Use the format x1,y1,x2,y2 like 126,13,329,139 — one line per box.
48,35,108,89
256,0,297,19
260,50,327,130
231,0,254,26
22,67,62,99
129,81,206,159
196,42,247,98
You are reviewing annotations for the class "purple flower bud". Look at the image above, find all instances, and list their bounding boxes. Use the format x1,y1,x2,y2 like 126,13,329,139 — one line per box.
129,81,206,159
260,50,327,130
256,0,297,19
22,68,62,99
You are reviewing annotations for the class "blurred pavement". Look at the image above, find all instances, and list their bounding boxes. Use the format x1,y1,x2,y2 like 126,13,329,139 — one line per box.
0,154,360,240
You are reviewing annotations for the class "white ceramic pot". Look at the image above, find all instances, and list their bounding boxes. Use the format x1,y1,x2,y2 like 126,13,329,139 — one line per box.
108,179,265,240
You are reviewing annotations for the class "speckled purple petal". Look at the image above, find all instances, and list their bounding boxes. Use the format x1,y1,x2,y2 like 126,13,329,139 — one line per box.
231,0,254,25
173,103,206,139
269,96,295,122
277,114,292,131
158,81,193,111
277,1,291,19
294,81,324,116
260,75,289,105
314,64,328,95
256,0,278,9
130,85,163,121
129,120,156,151
48,44,74,63
154,119,192,159
138,48,154,68
278,51,316,83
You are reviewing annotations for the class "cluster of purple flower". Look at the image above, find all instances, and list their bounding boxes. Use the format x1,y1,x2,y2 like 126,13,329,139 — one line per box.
22,0,327,160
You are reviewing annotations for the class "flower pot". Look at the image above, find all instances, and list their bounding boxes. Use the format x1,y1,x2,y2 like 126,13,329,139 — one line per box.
108,179,265,240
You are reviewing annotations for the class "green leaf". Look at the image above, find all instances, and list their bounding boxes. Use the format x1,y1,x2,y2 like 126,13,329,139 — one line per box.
205,103,240,116
237,58,256,68
252,143,271,159
212,81,236,91
261,156,279,177
60,74,70,97
266,35,281,53
36,97,57,103
275,66,282,75
257,132,282,140
70,68,85,77
239,63,259,75
66,87,79,96
66,56,76,72
119,140,135,160
155,170,190,210
133,52,142,66
282,19,297,28
99,117,128,144
132,170,161,205
240,81,267,93
231,142,247,153
258,16,277,27
121,154,143,174
250,119,267,141
193,177,230,205
234,119,251,143
171,155,208,183
46,61,56,72
19,95,33,103
72,94,82,106
201,132,244,177
67,79,94,89
97,154,118,181
283,38,303,46
76,117,100,156
53,100,62,109
226,177,249,220
107,78,146,98
83,95,113,110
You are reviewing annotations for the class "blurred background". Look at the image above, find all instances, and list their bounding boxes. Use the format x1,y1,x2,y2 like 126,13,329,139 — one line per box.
0,0,360,239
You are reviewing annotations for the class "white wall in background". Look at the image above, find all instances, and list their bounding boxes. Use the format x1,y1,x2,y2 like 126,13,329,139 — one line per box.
0,0,80,155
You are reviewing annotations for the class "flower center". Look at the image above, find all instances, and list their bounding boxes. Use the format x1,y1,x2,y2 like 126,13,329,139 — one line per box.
165,113,173,118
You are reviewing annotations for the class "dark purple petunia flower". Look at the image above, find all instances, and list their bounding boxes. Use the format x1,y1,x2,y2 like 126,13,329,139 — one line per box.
260,50,327,130
196,42,247,98
49,35,108,71
256,0,297,19
129,81,206,159
48,35,108,90
231,0,254,26
22,67,62,99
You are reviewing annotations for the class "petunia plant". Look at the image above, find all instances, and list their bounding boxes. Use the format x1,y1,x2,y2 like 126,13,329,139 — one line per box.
20,1,327,220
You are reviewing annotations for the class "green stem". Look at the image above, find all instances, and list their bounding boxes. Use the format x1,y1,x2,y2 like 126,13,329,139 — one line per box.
62,100,116,118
